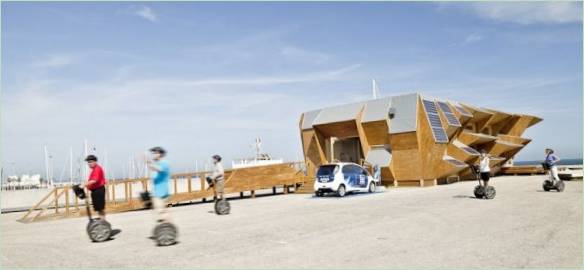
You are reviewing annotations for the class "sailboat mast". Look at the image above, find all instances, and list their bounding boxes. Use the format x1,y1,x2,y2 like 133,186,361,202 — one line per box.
69,147,73,185
372,79,380,99
44,145,50,187
84,139,88,180
104,150,108,180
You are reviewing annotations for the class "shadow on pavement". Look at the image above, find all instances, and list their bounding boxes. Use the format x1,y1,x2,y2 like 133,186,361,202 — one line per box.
452,195,479,199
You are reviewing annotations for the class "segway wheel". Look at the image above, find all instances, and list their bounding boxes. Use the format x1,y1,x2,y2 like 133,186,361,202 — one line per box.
542,181,552,192
473,185,484,199
87,219,112,242
154,222,178,246
315,191,323,197
556,181,565,192
484,186,496,200
214,199,231,215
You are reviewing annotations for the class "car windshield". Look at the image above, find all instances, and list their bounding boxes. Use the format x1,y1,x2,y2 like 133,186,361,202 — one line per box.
317,165,339,176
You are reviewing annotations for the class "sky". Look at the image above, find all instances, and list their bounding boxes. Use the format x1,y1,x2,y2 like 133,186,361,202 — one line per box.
1,2,582,180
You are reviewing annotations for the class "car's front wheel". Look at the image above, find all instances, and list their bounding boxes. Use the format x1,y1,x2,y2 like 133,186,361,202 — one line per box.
337,184,346,197
368,182,376,193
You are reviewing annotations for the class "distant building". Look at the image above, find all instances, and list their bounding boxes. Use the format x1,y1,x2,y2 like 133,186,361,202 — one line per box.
299,93,541,187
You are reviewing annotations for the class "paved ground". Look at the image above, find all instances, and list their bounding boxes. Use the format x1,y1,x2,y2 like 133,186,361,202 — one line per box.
1,175,582,269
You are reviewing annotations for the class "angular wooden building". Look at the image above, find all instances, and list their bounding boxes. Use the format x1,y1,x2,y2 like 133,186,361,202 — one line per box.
299,93,542,187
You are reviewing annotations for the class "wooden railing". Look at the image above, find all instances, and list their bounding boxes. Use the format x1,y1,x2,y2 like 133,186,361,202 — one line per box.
19,162,310,223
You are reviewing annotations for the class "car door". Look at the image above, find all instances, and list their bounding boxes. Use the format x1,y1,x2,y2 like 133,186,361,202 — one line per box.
342,165,360,190
357,166,369,189
342,165,354,188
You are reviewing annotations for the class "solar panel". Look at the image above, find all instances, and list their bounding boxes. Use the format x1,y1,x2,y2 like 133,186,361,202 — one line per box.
428,114,442,127
437,101,453,114
423,100,438,114
447,159,467,167
432,127,448,143
455,105,472,116
462,147,479,155
444,113,462,126
422,99,448,143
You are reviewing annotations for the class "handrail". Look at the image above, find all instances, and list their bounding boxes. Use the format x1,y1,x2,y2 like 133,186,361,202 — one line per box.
19,161,309,223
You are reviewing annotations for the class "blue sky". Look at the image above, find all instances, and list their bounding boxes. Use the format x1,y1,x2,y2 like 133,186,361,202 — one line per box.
2,2,582,179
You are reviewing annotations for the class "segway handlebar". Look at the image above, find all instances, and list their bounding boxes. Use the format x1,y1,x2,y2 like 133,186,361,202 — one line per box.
72,184,93,220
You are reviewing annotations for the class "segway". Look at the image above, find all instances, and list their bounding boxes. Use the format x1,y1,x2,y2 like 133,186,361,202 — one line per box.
206,176,230,215
472,165,496,200
72,184,112,242
541,163,565,192
140,191,178,246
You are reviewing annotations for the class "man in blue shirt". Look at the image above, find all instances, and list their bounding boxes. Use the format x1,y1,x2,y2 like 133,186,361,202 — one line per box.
147,146,171,222
545,148,561,184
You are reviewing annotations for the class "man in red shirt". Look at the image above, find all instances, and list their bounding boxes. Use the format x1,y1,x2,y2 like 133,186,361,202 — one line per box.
84,155,107,220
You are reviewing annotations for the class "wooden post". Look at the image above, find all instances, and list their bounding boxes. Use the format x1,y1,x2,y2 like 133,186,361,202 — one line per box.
105,184,110,202
187,176,192,193
284,185,288,194
124,182,129,202
75,191,79,211
251,190,256,198
64,186,70,216
54,188,59,214
200,174,205,190
272,187,276,194
240,192,244,198
393,180,398,187
112,182,116,205
173,177,178,194
420,179,424,187
128,182,133,202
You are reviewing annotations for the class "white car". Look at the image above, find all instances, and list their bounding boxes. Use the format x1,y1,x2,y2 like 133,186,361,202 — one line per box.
314,162,379,197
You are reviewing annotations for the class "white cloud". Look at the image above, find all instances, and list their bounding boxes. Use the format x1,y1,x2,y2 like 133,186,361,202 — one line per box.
134,6,157,22
136,64,361,86
32,54,77,68
468,2,582,25
463,33,484,45
2,63,363,172
281,46,330,64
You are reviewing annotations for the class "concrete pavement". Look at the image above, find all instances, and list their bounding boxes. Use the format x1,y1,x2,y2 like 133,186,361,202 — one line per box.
1,175,582,269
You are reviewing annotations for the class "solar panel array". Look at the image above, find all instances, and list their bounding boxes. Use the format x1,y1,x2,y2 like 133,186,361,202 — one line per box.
437,101,461,127
422,99,448,143
423,100,438,114
437,101,453,114
455,104,472,116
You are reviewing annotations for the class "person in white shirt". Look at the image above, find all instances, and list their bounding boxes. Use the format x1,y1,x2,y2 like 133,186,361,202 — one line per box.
479,149,491,187
211,155,225,200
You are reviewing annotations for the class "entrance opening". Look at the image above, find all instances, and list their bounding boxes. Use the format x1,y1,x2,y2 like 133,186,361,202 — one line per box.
331,137,362,164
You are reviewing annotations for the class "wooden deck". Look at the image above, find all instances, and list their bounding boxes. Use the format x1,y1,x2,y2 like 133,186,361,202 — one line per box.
499,165,545,176
19,162,310,223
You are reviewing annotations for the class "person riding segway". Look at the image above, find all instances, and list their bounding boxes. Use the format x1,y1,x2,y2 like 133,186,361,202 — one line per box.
206,154,230,215
542,148,564,192
72,184,112,242
73,155,111,242
473,150,496,199
144,146,178,246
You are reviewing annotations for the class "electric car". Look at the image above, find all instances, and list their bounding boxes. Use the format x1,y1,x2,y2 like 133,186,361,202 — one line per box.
314,162,379,197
